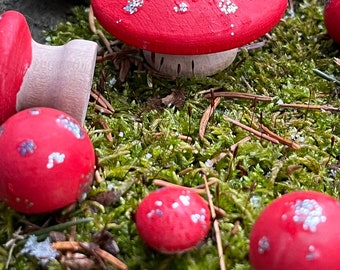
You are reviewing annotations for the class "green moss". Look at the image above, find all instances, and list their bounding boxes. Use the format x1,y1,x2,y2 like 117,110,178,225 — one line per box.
1,0,340,269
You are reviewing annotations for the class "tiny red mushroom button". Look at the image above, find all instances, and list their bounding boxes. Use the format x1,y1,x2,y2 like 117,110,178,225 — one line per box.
136,187,211,254
0,107,95,214
249,191,340,270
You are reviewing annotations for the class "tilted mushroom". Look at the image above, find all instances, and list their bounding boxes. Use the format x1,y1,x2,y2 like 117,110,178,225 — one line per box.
249,191,340,270
324,0,340,44
0,107,96,214
0,10,98,125
135,187,211,254
91,0,288,77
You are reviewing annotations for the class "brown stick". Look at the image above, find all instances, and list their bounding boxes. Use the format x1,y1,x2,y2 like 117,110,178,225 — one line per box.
52,241,127,270
202,174,226,270
199,97,221,140
258,123,301,150
279,103,340,112
223,116,280,145
204,92,272,102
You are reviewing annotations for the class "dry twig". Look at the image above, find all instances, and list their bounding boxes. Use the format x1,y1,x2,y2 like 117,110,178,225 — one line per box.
202,174,226,270
199,97,221,140
203,92,272,102
52,241,127,270
223,116,280,145
279,103,340,112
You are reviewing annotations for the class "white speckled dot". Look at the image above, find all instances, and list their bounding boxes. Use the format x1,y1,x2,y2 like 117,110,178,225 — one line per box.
17,140,36,156
47,152,65,169
218,0,238,15
56,116,84,139
179,195,190,206
174,2,189,13
258,236,270,254
172,202,179,208
155,200,163,206
124,0,144,14
292,199,326,232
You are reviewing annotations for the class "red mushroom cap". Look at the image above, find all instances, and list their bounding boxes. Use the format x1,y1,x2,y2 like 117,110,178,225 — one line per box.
0,11,32,124
135,187,211,253
249,191,340,270
324,0,340,44
91,0,288,55
0,107,95,214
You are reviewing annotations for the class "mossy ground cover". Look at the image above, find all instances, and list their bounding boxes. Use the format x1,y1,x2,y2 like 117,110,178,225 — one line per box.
1,0,340,269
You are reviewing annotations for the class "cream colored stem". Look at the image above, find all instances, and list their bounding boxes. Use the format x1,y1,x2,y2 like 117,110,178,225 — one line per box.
16,39,97,125
143,49,238,77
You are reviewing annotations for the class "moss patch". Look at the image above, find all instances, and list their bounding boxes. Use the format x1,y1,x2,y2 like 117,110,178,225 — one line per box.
1,0,340,269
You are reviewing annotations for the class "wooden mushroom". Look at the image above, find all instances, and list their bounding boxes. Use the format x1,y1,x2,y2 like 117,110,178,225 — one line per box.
91,0,288,77
0,10,97,125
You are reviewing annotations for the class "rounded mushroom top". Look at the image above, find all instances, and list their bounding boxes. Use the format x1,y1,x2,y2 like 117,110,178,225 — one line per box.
135,187,211,254
249,191,340,270
0,10,32,124
91,0,288,55
0,107,95,214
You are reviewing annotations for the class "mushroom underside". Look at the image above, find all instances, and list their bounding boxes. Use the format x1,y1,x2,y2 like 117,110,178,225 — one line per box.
143,49,238,77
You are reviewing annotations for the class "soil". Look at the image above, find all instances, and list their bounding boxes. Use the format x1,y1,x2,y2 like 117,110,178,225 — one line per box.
0,0,89,43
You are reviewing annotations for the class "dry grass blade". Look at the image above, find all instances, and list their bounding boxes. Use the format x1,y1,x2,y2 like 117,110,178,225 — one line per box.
199,97,221,140
52,241,128,270
91,90,115,113
223,116,280,145
88,6,113,54
279,103,340,112
153,131,192,142
258,123,301,150
334,57,340,67
203,92,272,102
202,174,226,270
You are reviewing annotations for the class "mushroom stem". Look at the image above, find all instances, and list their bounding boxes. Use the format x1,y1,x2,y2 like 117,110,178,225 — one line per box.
143,49,238,77
16,39,98,125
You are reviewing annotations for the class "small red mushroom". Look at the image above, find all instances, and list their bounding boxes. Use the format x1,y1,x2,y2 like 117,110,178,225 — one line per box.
0,107,96,214
135,187,211,254
249,191,340,270
91,0,288,77
0,10,98,125
324,0,340,44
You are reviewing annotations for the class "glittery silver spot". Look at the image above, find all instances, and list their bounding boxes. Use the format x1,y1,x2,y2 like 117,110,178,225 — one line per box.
17,140,36,156
124,0,144,14
306,245,317,261
218,0,238,15
179,195,190,206
29,108,41,115
258,236,270,254
0,126,4,137
174,2,189,13
56,116,84,139
47,152,65,169
292,199,326,232
172,202,179,208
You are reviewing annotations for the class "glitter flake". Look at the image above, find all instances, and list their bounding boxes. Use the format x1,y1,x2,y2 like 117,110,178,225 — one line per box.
292,199,326,232
258,236,270,254
17,140,36,156
47,152,65,169
124,0,144,14
56,116,84,139
174,2,189,13
218,0,238,15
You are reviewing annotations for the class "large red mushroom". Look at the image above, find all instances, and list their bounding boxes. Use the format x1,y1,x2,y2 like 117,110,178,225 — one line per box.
0,107,96,214
249,191,340,270
135,187,211,254
91,0,288,77
0,11,32,124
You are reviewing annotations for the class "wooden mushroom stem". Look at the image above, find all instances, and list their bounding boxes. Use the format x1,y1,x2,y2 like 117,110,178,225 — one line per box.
143,48,238,77
16,39,98,125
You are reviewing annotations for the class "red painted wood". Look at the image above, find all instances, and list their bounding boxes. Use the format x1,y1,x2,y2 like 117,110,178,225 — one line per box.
324,0,340,44
92,0,288,55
